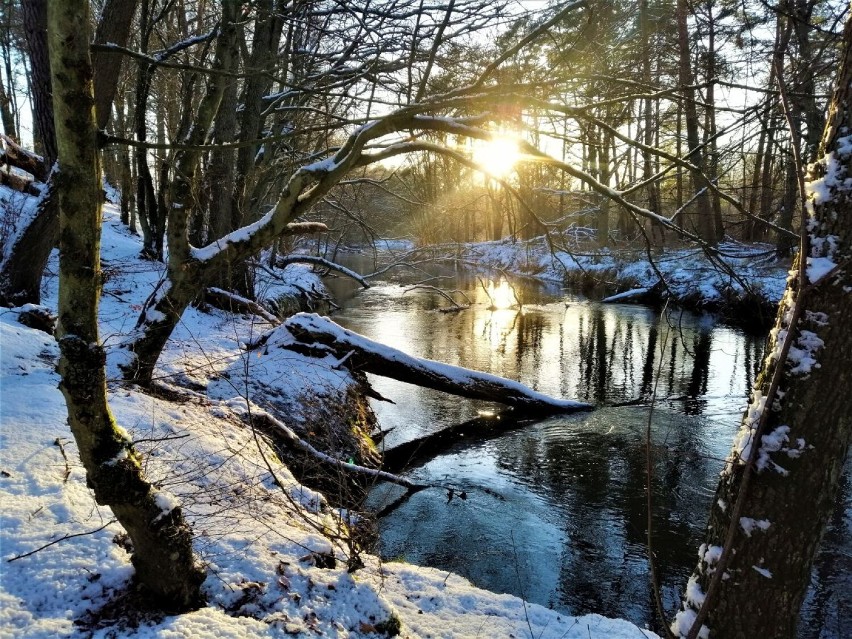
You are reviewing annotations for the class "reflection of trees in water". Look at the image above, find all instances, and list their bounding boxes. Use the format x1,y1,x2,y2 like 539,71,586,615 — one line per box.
577,307,611,402
340,278,824,628
640,324,658,398
684,329,713,415
515,311,546,378
573,306,719,408
490,418,712,627
742,334,765,392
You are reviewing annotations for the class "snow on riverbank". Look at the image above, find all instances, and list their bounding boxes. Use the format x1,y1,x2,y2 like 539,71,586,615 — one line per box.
0,202,658,637
393,234,789,316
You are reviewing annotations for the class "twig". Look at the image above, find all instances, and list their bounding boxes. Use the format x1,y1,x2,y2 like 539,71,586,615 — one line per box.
645,304,677,638
478,277,495,308
7,520,116,562
510,530,535,639
132,433,191,445
402,284,469,309
53,437,70,483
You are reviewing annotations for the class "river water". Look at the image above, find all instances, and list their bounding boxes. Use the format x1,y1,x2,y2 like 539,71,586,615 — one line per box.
326,262,850,637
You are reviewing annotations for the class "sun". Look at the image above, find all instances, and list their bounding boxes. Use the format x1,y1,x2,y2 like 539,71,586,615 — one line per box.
471,135,520,178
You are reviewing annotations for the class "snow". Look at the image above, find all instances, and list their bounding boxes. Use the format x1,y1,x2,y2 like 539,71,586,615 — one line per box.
304,157,338,173
699,544,723,569
152,489,180,520
684,575,705,608
806,256,837,283
785,329,824,375
0,200,656,638
739,517,772,537
670,608,709,639
732,390,767,467
751,566,773,579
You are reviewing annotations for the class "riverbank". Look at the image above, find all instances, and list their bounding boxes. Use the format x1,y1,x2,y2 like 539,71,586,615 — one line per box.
376,234,789,328
0,201,656,638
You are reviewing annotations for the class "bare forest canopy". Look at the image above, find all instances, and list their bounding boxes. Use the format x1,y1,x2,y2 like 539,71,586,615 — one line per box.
0,0,846,268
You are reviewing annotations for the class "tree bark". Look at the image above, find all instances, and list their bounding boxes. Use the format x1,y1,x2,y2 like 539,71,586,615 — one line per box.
48,0,204,610
673,14,852,638
91,0,138,130
207,23,241,288
0,81,17,140
232,0,285,222
21,0,55,166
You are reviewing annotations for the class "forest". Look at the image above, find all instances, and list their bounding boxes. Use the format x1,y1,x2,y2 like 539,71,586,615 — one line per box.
0,0,850,638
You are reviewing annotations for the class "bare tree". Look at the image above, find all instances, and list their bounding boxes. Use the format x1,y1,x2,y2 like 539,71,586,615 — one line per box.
48,0,204,609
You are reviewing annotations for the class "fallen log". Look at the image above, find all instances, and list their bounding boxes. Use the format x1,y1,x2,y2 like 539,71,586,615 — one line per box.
1,134,47,181
601,287,652,303
205,286,279,324
284,312,593,415
0,168,40,196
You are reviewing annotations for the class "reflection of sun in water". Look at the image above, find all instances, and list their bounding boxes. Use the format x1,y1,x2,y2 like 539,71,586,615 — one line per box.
471,136,520,178
486,279,516,310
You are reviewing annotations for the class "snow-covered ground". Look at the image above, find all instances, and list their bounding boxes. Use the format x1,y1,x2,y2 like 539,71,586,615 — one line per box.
0,203,659,638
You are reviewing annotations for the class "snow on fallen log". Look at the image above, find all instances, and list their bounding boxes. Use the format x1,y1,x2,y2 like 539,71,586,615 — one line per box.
601,287,652,303
284,313,593,414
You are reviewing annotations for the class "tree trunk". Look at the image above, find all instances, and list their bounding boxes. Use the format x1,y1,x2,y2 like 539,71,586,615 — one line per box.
0,81,17,140
673,15,852,638
207,24,241,289
21,0,55,166
132,0,158,256
676,0,719,244
91,0,138,130
703,5,724,240
640,0,662,243
597,130,611,246
0,182,58,305
776,0,822,257
124,0,242,383
48,0,204,610
115,90,132,226
232,0,285,221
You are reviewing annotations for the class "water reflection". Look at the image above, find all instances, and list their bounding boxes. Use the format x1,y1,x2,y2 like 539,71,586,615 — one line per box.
484,278,517,309
330,268,845,637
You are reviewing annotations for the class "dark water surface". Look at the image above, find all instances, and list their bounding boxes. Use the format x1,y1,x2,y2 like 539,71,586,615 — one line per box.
327,264,849,637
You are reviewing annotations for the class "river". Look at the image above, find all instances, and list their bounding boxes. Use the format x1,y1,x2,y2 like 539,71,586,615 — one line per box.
325,260,850,637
